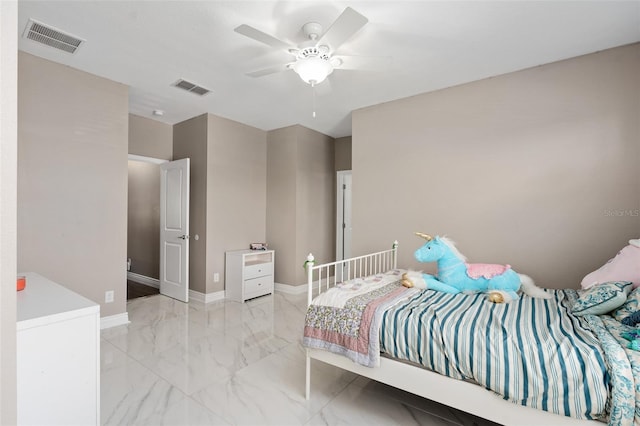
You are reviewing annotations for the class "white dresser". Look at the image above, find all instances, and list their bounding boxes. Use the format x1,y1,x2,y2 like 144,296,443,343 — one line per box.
16,272,100,426
225,249,274,302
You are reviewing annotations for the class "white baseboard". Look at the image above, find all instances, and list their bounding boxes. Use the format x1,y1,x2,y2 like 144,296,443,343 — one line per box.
275,282,309,295
126,274,224,304
101,312,130,329
189,289,225,304
127,272,159,288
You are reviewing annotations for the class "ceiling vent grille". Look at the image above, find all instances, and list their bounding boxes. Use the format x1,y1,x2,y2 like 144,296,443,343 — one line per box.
172,79,211,96
23,19,84,54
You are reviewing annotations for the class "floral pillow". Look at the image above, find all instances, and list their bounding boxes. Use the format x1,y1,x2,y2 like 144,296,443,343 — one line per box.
612,286,640,325
572,281,633,316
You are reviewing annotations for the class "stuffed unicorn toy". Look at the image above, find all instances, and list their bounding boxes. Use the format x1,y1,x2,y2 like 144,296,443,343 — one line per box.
402,233,552,303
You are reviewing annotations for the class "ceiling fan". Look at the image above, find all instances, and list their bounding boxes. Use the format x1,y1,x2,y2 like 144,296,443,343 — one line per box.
234,7,370,87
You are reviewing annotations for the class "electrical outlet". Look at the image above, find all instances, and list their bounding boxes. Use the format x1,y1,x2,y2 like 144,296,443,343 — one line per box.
213,273,220,282
105,290,114,303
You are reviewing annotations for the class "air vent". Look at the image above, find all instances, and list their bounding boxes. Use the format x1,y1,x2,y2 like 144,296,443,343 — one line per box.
172,79,211,96
23,19,84,54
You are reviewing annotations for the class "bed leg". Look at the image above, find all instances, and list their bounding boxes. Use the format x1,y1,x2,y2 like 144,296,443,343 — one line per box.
305,351,311,400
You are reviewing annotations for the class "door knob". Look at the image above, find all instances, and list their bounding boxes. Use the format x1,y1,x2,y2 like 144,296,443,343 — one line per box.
179,235,189,240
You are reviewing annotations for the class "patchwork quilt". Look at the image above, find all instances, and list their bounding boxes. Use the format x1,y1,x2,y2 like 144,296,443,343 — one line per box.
303,269,417,367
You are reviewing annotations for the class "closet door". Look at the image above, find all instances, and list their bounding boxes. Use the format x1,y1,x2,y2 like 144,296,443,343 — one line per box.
160,158,190,302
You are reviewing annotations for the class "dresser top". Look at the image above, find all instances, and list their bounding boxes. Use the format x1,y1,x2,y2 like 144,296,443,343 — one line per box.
17,272,99,330
226,249,274,255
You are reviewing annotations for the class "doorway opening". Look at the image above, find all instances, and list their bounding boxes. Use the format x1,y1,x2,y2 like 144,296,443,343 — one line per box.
127,155,165,300
127,280,158,300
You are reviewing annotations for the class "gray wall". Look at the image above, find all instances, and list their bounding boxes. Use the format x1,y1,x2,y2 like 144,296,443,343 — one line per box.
335,136,352,171
18,52,129,317
207,114,267,293
1,1,17,422
267,126,300,285
173,113,267,294
173,114,208,293
352,43,640,289
267,125,335,286
296,126,335,284
129,113,173,160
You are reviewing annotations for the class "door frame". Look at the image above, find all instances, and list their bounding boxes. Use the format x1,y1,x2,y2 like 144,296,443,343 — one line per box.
126,155,191,303
336,170,352,262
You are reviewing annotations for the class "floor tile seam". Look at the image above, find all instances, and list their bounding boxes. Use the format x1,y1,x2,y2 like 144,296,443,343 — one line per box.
185,316,246,334
188,374,248,426
165,370,233,401
123,317,178,333
123,384,221,426
366,384,465,425
100,330,127,344
105,339,190,390
118,347,219,406
198,323,277,347
100,345,196,424
299,370,362,426
182,394,235,425
99,338,132,371
134,340,239,397
196,334,302,378
301,350,364,422
268,330,303,348
127,326,255,367
247,340,360,414
105,329,202,363
100,330,170,356
101,337,165,371
127,309,198,333
124,393,191,426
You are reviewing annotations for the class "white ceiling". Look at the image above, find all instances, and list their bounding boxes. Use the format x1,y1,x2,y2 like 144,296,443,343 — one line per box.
17,1,640,138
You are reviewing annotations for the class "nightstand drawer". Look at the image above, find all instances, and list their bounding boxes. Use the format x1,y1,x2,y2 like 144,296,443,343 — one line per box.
245,262,273,280
244,276,273,297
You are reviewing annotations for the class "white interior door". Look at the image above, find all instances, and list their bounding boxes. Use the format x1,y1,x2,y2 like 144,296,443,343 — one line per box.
160,158,190,302
336,171,352,262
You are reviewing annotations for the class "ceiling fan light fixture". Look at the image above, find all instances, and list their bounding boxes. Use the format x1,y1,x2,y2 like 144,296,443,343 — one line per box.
292,56,334,85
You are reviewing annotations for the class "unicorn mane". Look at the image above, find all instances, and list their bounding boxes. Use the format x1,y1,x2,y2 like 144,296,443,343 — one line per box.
439,236,468,262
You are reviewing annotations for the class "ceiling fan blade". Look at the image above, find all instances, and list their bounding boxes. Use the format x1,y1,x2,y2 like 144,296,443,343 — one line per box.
316,7,368,53
246,63,291,78
234,24,291,51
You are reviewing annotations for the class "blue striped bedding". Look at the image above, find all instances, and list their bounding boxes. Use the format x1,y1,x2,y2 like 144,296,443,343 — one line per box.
378,286,639,424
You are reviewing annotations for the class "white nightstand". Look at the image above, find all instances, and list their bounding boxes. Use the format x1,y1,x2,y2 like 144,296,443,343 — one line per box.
225,249,275,302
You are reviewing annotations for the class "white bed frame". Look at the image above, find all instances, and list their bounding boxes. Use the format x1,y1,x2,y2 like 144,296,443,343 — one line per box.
304,242,599,426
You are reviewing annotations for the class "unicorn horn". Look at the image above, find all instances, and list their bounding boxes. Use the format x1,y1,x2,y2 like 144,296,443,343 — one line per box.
415,232,433,241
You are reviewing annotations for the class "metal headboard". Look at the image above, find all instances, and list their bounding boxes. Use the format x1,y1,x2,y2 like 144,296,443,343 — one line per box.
305,241,398,306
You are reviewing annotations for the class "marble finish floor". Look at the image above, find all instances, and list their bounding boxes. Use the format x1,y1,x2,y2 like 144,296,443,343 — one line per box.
101,292,499,425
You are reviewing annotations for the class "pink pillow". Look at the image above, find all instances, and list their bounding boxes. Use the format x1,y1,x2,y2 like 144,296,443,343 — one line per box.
581,239,640,289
